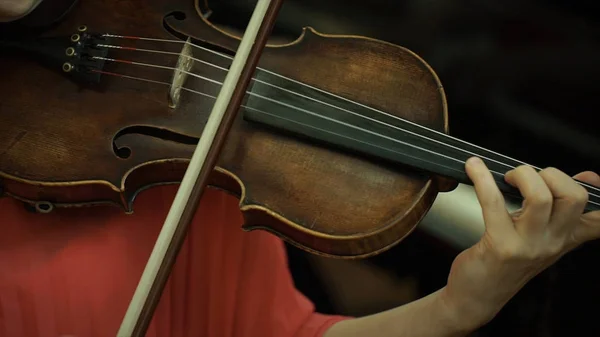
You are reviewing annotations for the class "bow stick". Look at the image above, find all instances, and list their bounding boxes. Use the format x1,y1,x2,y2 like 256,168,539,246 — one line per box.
117,0,284,335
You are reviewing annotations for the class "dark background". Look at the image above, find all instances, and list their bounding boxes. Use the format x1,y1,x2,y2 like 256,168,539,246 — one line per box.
201,1,600,336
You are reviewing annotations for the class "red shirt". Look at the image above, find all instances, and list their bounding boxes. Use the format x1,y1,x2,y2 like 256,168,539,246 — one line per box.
0,185,348,337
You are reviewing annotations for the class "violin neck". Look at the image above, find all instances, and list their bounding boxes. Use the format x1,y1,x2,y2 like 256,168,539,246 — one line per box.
243,71,600,213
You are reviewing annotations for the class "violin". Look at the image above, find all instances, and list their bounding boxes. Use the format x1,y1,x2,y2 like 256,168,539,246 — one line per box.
1,0,599,334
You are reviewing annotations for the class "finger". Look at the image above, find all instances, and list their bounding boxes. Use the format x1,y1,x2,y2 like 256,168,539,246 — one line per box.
573,171,600,187
465,157,514,237
572,172,600,243
574,211,600,243
538,168,588,233
504,165,553,236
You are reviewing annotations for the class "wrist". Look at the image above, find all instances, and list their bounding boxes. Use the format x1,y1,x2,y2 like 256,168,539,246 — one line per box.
437,286,491,334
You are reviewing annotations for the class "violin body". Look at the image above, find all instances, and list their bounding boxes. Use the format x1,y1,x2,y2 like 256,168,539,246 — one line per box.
0,0,450,257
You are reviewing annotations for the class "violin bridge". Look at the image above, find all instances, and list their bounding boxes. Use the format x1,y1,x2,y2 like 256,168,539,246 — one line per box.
168,38,194,109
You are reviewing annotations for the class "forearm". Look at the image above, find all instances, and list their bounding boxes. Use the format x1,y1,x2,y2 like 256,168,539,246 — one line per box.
323,287,475,337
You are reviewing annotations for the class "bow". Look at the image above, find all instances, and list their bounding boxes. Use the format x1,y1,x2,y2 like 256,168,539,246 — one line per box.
116,0,284,335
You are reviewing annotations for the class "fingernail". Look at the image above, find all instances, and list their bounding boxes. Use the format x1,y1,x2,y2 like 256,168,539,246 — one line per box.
467,157,483,166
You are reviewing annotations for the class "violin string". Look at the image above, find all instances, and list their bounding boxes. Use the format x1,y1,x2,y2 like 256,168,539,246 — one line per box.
101,35,584,180
91,69,483,174
90,45,600,197
86,68,542,183
94,51,533,174
98,36,600,193
90,67,600,208
91,48,600,199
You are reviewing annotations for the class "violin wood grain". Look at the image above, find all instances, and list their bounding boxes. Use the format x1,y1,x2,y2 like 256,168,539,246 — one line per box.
0,0,449,257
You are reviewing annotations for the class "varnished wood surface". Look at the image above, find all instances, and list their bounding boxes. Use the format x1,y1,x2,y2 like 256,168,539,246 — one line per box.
0,0,448,257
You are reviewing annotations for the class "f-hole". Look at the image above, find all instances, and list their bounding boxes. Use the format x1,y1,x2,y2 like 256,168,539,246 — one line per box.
112,125,200,159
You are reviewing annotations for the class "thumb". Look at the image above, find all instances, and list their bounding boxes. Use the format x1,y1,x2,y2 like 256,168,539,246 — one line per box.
572,212,600,245
573,171,600,187
571,171,600,243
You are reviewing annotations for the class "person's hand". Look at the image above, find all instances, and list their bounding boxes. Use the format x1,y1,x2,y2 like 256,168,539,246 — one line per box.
441,157,600,331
